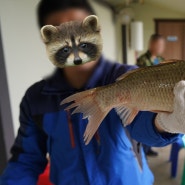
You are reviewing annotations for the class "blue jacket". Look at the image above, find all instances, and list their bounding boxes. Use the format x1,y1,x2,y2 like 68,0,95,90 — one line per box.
0,57,179,185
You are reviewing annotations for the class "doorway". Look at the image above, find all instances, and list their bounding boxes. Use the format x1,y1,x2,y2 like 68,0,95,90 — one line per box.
155,19,185,60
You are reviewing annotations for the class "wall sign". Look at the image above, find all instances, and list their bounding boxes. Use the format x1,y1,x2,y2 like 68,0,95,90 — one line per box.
167,36,178,42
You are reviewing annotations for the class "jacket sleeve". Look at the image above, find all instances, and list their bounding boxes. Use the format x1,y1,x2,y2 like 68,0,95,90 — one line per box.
126,111,180,147
0,93,48,185
136,55,149,67
136,58,145,67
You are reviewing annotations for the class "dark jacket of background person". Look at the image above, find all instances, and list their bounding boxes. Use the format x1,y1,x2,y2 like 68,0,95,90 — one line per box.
137,50,164,67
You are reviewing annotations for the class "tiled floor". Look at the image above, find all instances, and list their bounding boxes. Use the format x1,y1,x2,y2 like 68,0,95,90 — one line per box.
148,145,185,185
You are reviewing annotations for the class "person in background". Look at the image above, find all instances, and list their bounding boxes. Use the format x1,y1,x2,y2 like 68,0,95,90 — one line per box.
137,34,165,67
137,34,166,157
0,1,182,185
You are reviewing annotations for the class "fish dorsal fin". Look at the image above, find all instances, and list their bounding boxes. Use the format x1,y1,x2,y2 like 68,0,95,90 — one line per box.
115,106,139,126
116,68,144,81
160,59,181,64
116,59,182,82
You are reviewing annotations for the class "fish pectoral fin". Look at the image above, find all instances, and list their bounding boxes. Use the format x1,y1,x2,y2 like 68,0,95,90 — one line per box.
115,106,139,126
83,108,111,145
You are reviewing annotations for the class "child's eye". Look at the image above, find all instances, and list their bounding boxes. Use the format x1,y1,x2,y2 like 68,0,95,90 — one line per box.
62,47,71,53
80,43,88,49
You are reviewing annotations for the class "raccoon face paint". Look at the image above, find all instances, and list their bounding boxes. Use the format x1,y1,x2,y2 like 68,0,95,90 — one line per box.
41,15,103,68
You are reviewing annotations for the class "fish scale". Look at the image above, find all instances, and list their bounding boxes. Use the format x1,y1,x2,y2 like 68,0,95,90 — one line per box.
116,60,185,112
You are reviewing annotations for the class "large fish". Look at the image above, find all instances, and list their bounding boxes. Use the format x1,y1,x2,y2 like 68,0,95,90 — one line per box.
61,60,185,145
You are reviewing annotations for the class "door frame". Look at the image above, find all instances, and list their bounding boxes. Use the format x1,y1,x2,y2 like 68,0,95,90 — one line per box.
121,24,127,64
0,24,14,173
155,19,185,33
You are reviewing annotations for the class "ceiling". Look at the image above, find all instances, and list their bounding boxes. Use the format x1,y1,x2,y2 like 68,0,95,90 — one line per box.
96,0,185,15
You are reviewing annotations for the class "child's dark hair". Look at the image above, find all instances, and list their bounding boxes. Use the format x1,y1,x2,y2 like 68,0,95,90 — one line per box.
37,0,96,28
150,34,165,42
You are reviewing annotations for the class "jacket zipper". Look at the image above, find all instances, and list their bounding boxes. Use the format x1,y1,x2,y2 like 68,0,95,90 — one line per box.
95,131,101,154
66,110,76,148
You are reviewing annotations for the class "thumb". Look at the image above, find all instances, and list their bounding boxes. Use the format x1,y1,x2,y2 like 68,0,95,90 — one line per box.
173,80,185,114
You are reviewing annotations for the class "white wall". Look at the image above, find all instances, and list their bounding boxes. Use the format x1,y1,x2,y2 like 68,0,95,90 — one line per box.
0,0,116,133
90,1,116,61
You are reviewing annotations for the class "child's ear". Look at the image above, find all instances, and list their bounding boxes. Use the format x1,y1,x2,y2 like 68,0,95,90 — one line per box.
82,15,100,32
41,25,58,43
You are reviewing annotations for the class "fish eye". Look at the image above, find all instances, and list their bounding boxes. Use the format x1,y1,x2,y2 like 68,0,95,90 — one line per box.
62,47,71,53
80,43,88,49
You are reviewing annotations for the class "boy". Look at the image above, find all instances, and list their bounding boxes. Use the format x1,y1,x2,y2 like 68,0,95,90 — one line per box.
1,1,184,185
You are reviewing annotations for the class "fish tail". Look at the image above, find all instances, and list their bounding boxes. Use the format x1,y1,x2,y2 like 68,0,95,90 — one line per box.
61,88,111,145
